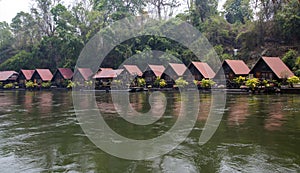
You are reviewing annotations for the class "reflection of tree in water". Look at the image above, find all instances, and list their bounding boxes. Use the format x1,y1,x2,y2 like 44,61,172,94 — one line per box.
24,92,34,113
227,96,249,126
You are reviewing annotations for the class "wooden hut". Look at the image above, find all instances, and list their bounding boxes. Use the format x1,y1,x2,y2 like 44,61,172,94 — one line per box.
215,60,250,82
0,71,19,86
185,62,215,82
18,69,35,87
31,69,53,84
52,68,73,87
93,69,123,88
250,57,294,81
161,63,187,87
118,65,143,87
73,68,93,83
142,65,165,86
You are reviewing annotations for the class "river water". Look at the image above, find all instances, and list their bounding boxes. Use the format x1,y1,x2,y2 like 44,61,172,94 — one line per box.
0,91,299,172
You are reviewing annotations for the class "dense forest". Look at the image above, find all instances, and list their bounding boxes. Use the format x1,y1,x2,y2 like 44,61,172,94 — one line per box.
0,0,299,75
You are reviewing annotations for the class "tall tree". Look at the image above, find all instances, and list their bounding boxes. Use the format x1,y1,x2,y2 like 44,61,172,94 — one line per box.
30,0,62,37
223,0,253,24
10,12,39,50
0,22,13,48
146,0,180,20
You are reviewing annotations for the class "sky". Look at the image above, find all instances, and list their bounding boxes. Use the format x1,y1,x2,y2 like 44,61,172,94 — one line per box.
0,0,32,23
0,0,73,23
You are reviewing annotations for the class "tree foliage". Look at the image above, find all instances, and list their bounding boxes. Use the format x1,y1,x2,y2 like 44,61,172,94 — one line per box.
0,0,299,72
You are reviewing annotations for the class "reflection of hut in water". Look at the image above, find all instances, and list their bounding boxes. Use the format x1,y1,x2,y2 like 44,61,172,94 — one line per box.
38,92,53,115
142,65,165,86
161,63,187,88
264,102,285,131
24,92,34,113
198,94,212,121
250,57,294,81
227,97,249,126
18,69,35,87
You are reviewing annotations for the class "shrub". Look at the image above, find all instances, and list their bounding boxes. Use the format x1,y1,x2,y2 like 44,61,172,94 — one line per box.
67,81,76,88
175,77,189,88
233,76,246,85
159,79,167,88
4,83,14,89
137,78,146,87
41,82,51,88
25,81,37,89
154,77,161,87
287,76,300,87
245,78,260,90
84,80,93,87
193,80,201,86
0,82,3,87
200,79,216,88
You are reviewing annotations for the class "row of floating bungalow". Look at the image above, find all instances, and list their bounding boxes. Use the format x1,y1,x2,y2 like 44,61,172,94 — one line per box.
0,56,298,92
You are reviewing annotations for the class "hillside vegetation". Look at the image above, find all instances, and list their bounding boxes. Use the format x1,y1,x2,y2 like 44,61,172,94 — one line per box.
0,0,299,74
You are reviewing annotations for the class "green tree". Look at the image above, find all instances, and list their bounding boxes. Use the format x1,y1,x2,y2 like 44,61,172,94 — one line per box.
0,22,13,48
0,50,36,71
275,0,300,42
10,12,39,50
282,49,298,70
223,0,252,24
146,0,180,20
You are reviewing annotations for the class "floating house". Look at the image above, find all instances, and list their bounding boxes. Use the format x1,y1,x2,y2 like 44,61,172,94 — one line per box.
185,62,215,81
118,65,143,87
0,71,19,85
18,69,35,87
52,68,73,87
250,57,294,81
142,65,165,86
31,69,53,84
73,68,93,83
93,69,123,88
215,60,250,81
161,63,187,87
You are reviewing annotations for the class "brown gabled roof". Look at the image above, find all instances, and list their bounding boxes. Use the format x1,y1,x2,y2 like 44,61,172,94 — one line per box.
0,71,19,81
77,68,93,80
191,62,215,78
20,69,35,80
148,65,165,77
225,60,250,75
123,65,143,76
168,63,187,76
93,69,123,79
57,68,73,80
35,69,53,81
262,57,294,78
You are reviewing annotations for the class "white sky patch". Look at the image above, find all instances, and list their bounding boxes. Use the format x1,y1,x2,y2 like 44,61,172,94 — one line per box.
0,0,32,23
0,0,74,23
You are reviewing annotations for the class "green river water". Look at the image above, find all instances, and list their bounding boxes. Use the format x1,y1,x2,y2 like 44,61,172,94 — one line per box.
0,91,299,172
